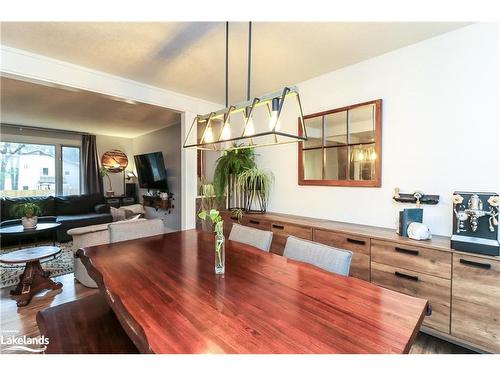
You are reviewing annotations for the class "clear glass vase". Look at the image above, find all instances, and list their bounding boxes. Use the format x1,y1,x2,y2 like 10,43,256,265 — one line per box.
215,233,225,275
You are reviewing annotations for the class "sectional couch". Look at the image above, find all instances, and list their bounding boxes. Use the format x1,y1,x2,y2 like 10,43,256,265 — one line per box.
0,194,113,243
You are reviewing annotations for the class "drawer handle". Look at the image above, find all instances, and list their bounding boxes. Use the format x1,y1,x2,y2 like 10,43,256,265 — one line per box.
459,258,491,270
272,224,285,230
394,271,419,282
395,247,419,256
249,220,260,225
346,238,366,245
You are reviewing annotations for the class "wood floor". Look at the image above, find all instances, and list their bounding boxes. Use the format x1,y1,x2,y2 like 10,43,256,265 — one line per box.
0,273,474,354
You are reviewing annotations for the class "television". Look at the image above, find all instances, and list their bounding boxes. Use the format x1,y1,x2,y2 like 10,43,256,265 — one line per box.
134,152,169,191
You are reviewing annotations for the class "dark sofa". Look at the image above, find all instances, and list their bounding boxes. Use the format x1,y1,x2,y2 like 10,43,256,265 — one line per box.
1,194,112,243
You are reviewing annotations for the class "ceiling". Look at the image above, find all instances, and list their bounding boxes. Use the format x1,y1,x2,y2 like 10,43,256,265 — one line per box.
0,22,470,104
0,77,180,138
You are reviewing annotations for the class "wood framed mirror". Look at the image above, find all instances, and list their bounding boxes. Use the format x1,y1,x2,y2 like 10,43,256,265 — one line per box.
298,99,382,187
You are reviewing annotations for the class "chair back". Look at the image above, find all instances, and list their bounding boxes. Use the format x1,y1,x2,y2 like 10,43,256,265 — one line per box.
228,223,273,252
109,218,165,243
283,236,352,276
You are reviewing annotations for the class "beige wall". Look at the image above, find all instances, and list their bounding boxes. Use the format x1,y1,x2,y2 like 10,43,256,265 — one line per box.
132,124,182,230
95,135,134,196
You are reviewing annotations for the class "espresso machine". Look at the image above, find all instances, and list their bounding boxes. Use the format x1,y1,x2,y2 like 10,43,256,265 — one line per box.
451,191,499,256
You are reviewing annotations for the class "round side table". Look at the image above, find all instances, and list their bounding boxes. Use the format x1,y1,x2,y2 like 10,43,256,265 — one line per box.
0,246,63,307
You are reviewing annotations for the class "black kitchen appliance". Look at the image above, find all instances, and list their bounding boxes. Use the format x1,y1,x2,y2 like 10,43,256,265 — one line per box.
451,191,499,256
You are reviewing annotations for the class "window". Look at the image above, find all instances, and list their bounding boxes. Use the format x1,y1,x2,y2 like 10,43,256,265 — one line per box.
62,146,81,195
298,99,382,187
0,141,81,197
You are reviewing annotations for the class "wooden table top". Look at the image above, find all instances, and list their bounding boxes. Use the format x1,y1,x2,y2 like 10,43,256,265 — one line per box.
0,222,61,235
78,229,428,354
0,246,61,264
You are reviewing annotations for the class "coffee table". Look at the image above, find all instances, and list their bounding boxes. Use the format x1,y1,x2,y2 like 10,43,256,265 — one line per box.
0,222,61,246
0,246,63,307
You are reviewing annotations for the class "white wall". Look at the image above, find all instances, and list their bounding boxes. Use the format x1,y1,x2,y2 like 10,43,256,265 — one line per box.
255,23,500,236
133,125,182,230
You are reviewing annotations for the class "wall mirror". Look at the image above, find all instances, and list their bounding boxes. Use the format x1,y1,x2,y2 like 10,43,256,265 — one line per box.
298,99,382,187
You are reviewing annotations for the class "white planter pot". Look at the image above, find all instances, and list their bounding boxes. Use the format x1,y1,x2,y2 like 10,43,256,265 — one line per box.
22,216,38,229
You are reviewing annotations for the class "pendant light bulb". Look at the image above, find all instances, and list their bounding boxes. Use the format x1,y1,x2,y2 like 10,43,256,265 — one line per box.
221,123,231,140
269,97,280,131
244,107,255,136
204,125,214,143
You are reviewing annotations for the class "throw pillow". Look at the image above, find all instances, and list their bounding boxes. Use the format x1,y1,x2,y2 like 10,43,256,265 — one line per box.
110,206,126,222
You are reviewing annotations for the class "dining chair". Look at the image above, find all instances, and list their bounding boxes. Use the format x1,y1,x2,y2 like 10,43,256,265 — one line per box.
109,218,165,243
283,236,353,276
228,223,273,252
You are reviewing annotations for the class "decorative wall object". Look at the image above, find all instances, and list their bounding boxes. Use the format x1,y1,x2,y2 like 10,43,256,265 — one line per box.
101,149,128,173
298,99,382,187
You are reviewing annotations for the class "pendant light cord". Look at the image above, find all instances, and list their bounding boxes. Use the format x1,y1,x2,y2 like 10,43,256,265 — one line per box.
247,21,252,101
225,21,229,108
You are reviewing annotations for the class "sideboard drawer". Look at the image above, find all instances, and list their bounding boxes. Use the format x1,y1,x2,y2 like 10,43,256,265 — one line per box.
242,217,272,231
371,239,451,279
220,212,239,237
269,222,312,256
371,261,450,334
270,221,312,239
451,253,500,352
314,229,371,281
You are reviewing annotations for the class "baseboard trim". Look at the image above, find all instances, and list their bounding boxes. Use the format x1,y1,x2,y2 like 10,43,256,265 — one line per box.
420,326,490,354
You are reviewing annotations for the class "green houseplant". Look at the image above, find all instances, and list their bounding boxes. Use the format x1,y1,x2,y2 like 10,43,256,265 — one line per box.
198,209,225,274
213,146,255,208
11,202,43,229
197,181,217,232
99,167,114,197
236,167,274,213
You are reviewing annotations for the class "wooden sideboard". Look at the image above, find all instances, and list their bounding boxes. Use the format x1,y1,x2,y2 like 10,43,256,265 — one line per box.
210,210,500,353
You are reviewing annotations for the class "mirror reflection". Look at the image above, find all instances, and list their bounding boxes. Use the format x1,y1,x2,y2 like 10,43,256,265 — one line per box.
299,100,381,187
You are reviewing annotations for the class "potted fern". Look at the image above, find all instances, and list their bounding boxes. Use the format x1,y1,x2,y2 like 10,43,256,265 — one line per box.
236,168,274,213
11,202,43,229
213,146,255,209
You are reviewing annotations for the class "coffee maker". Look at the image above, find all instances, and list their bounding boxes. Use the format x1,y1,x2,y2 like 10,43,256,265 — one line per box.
451,191,499,256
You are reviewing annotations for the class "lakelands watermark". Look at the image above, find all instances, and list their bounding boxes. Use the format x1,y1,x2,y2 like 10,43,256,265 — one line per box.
1,330,49,353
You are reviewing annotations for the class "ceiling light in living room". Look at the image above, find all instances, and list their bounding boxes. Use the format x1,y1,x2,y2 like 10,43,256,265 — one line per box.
183,22,307,151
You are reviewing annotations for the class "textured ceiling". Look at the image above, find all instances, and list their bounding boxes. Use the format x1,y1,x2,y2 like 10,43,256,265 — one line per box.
0,22,470,104
0,77,180,137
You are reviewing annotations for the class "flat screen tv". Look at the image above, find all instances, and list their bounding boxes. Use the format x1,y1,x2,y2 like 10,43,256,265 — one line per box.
134,152,169,191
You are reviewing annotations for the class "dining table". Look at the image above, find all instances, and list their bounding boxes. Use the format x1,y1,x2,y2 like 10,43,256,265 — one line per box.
77,229,428,354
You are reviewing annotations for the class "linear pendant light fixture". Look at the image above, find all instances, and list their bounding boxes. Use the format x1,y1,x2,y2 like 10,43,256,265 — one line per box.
183,22,307,151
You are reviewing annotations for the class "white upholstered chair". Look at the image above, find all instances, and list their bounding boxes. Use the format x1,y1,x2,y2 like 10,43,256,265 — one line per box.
283,236,353,276
109,218,165,243
228,223,273,252
69,218,166,288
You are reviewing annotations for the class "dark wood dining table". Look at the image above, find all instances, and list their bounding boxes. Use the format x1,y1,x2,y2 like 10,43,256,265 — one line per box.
77,229,428,354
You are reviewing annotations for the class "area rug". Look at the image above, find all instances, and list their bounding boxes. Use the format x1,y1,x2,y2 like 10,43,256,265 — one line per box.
0,241,74,289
